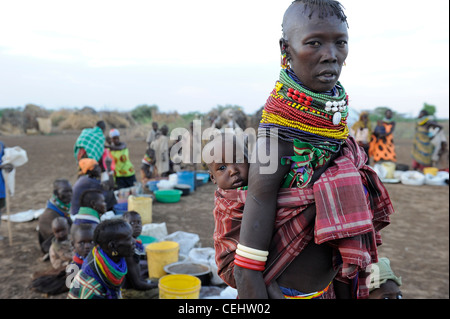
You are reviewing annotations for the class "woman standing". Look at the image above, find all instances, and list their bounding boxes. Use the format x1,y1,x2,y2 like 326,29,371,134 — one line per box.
369,109,396,163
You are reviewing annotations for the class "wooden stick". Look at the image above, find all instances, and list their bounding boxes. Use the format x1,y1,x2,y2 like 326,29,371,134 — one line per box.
3,172,13,245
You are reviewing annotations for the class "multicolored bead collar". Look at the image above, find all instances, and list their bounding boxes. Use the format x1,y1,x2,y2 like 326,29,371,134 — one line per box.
279,69,349,126
258,69,349,154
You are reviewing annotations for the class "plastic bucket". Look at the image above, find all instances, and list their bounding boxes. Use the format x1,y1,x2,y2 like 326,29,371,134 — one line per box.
146,241,179,279
158,274,201,299
146,180,159,192
177,171,195,193
113,202,128,215
128,195,152,224
381,161,396,179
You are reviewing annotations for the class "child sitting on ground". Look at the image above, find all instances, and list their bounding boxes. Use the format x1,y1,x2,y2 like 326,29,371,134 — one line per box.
121,211,158,299
68,224,95,271
49,217,73,269
30,217,73,295
64,224,95,290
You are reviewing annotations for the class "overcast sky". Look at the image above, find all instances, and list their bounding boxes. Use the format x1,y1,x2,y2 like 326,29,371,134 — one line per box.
0,0,448,119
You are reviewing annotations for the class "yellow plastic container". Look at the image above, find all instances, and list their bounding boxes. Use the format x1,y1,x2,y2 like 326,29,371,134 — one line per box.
381,161,396,179
423,167,438,176
146,241,179,279
159,274,201,299
128,195,152,224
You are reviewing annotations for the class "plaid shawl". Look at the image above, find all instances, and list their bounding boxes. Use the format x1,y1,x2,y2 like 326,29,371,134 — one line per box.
213,136,393,298
73,126,105,163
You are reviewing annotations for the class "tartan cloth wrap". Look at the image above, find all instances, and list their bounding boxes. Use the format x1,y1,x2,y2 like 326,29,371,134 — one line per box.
213,136,393,298
73,126,105,162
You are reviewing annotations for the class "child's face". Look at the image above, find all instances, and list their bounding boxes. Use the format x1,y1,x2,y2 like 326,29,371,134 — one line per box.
368,280,402,299
73,230,94,258
125,214,142,238
284,8,348,92
209,160,249,190
53,223,69,241
112,136,120,145
207,135,249,190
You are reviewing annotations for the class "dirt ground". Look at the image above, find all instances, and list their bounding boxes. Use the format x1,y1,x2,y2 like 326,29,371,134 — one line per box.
0,132,448,299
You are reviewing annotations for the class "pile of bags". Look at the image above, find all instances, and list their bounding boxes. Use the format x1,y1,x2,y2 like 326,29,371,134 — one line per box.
372,162,449,186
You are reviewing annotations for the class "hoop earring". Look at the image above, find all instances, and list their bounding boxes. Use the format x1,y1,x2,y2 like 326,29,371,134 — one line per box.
112,251,118,257
281,46,290,69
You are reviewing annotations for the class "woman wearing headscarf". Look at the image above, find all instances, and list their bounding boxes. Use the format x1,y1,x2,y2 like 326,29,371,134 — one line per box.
412,109,447,171
67,219,135,299
106,129,137,189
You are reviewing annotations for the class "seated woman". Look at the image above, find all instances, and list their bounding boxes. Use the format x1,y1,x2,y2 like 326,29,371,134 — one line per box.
121,211,158,299
67,219,135,299
73,189,107,226
38,179,73,255
70,158,115,216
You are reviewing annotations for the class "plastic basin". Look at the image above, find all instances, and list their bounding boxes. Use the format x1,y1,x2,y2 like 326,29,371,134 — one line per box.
154,189,183,203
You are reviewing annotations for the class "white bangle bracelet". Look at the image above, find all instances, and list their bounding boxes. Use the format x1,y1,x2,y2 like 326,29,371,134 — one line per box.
237,244,269,257
235,248,268,262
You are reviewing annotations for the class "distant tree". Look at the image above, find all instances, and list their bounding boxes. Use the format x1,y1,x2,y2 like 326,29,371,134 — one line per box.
131,104,158,123
422,103,436,116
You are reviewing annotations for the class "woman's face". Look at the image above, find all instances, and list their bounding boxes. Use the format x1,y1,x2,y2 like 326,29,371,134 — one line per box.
92,194,107,215
111,224,135,258
283,10,348,92
55,183,73,205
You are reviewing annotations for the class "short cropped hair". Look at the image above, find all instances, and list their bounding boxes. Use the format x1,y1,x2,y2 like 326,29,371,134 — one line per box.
79,189,104,208
94,219,129,247
283,0,348,37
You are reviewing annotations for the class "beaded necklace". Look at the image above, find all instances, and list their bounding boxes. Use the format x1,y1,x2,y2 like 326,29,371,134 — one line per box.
82,246,127,299
72,253,84,268
93,246,127,287
50,194,71,216
258,69,349,153
258,69,350,187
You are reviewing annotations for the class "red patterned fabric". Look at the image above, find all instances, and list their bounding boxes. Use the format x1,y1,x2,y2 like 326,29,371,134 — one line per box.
213,137,393,298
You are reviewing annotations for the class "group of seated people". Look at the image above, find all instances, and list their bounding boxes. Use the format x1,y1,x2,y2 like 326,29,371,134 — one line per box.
33,158,158,299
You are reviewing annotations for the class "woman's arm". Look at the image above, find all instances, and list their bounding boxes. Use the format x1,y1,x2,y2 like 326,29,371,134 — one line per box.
125,256,157,290
235,137,293,298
